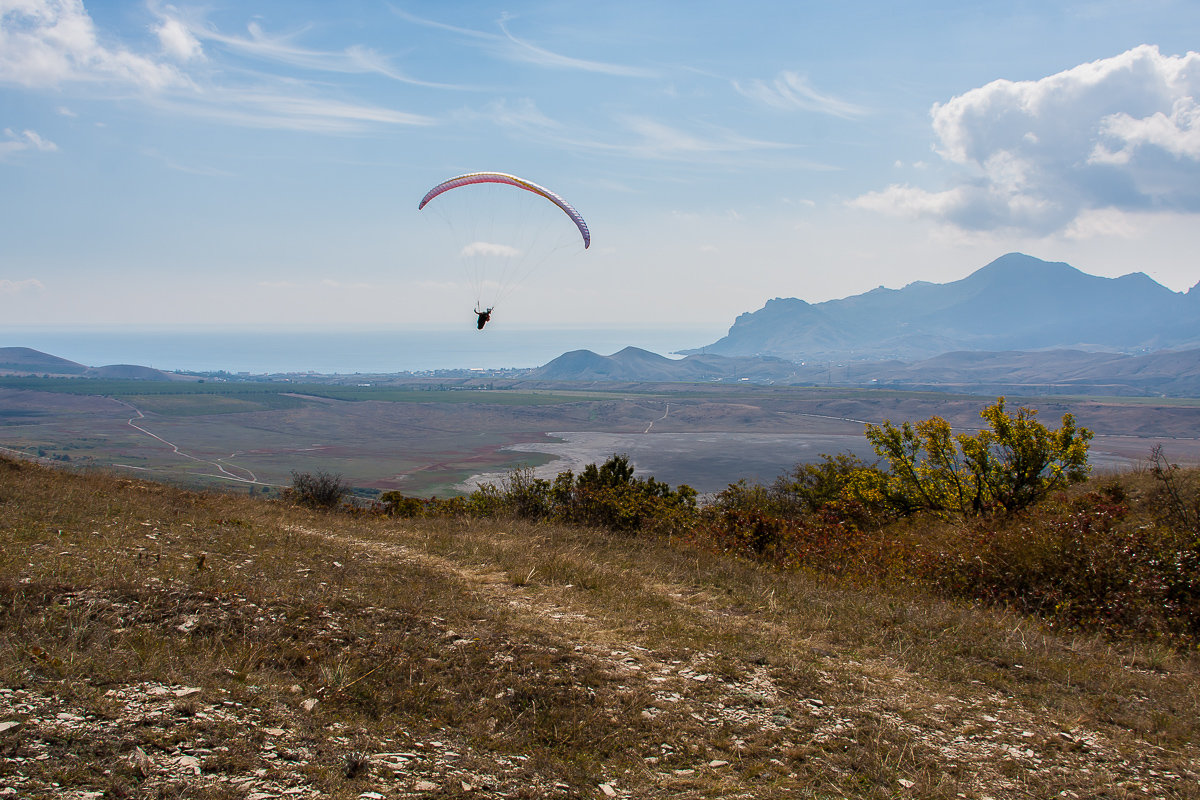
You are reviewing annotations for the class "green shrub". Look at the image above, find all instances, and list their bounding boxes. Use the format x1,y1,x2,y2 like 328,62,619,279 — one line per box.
462,455,698,535
286,469,349,510
378,491,428,517
865,396,1093,516
550,455,698,534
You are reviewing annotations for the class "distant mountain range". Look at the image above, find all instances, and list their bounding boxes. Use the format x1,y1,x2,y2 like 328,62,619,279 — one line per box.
526,345,1200,396
0,347,179,380
681,253,1200,362
6,252,1200,398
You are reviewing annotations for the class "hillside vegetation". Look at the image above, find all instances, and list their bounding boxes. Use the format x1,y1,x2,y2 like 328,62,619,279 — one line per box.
2,399,1199,798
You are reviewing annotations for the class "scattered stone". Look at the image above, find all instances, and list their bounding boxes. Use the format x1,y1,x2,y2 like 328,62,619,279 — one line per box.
301,698,318,712
0,720,20,733
708,759,729,768
130,746,153,778
176,754,202,775
174,687,202,697
599,783,617,797
413,780,439,791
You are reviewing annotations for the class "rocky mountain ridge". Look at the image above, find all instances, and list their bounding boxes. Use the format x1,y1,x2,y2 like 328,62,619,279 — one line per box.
683,253,1200,361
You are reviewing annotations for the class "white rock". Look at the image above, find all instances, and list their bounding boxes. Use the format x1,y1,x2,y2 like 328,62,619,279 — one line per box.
176,755,201,775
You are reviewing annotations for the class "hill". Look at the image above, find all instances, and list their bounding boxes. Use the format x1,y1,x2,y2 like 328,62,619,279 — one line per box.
684,253,1200,361
526,346,801,382
0,346,180,380
2,455,1197,798
0,346,87,375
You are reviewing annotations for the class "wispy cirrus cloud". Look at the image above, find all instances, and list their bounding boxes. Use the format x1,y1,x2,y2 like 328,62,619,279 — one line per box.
617,116,794,160
467,96,807,166
853,45,1200,235
0,128,58,160
733,71,868,118
469,96,835,170
151,88,434,134
0,278,46,295
151,5,464,90
392,7,658,78
495,16,658,78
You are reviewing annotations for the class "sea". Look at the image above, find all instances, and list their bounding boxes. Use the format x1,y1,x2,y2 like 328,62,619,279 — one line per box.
0,325,727,375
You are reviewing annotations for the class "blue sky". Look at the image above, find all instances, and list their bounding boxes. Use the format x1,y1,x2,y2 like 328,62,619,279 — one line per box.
3,0,1200,330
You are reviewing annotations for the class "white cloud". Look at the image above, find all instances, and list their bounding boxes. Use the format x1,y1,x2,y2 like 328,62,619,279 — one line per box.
618,116,797,162
733,71,867,118
0,0,188,89
173,14,460,89
462,241,520,258
474,97,562,132
0,2,433,134
320,279,372,290
156,18,203,62
495,17,657,78
0,278,45,295
855,45,1200,234
470,98,816,168
0,127,58,159
393,8,657,79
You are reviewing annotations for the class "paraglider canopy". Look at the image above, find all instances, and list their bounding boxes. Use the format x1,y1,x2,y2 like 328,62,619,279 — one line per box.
418,172,590,324
419,172,590,249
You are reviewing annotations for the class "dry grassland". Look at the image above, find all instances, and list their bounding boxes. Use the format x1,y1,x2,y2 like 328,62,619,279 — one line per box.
1,455,1197,799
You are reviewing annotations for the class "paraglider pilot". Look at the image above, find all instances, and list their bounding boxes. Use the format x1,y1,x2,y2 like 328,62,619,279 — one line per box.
475,305,494,330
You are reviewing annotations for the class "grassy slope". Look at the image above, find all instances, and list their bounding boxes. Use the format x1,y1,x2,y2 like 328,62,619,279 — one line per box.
1,455,1197,799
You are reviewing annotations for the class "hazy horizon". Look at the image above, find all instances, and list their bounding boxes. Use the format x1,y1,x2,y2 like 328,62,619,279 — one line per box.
0,324,727,374
3,2,1200,331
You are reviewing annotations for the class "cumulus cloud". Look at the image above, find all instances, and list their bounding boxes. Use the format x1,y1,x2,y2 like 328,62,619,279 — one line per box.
0,127,58,159
156,18,203,62
0,278,46,295
0,0,188,89
854,45,1200,234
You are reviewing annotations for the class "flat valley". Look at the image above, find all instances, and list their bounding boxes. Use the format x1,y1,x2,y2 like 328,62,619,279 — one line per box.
4,379,1199,497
